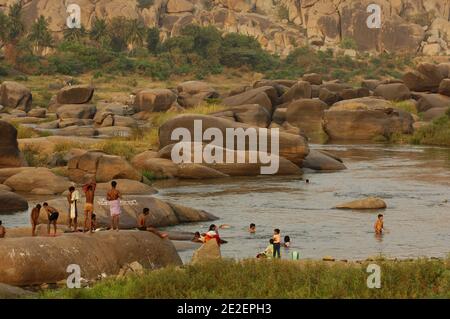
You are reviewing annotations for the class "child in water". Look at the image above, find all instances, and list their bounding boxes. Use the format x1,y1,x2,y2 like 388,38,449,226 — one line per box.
374,214,384,235
284,235,291,248
248,223,256,233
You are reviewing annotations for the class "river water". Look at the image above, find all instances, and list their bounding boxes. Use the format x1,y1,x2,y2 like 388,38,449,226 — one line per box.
1,144,449,263
154,144,450,262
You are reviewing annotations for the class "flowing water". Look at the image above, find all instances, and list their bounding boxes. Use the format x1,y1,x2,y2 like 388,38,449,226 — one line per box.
1,144,449,263
154,144,450,262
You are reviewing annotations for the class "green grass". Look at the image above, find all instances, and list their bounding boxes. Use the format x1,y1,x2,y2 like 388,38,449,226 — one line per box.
410,115,450,146
393,101,418,115
40,258,450,299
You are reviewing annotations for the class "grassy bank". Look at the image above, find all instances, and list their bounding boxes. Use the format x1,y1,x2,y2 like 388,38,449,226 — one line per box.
391,112,450,147
40,258,450,299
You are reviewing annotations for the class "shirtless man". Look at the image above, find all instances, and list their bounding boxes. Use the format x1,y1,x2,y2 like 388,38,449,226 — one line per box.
43,203,59,236
0,220,5,238
374,214,384,235
107,181,121,231
137,208,168,238
83,181,96,233
30,204,41,236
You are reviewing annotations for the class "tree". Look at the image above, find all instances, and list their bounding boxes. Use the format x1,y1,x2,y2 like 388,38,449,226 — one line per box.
108,17,129,52
89,18,110,48
28,15,53,56
7,0,25,43
63,25,87,43
146,27,160,54
0,12,10,50
126,19,146,52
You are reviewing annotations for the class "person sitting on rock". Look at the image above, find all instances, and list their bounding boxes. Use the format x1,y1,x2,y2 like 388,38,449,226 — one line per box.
31,204,41,236
248,223,256,233
43,203,59,236
257,239,274,258
0,220,5,238
137,208,168,239
284,235,291,248
374,214,384,235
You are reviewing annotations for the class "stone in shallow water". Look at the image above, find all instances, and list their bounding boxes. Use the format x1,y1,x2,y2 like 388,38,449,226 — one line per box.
335,197,387,210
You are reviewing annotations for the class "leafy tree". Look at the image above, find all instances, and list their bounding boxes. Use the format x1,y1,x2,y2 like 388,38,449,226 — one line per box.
7,0,25,43
28,15,53,55
63,25,87,43
126,19,146,52
0,12,10,49
108,17,130,52
146,27,160,54
89,18,110,48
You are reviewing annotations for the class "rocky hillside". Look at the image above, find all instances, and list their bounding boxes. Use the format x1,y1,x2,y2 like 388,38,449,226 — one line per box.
0,0,449,56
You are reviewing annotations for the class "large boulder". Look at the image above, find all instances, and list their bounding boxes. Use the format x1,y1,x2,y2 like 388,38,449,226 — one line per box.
0,231,182,286
158,114,309,165
439,79,450,97
281,81,312,103
302,150,346,171
177,81,219,108
223,86,277,113
403,63,447,92
0,81,32,112
68,151,141,183
134,89,177,112
167,0,194,13
132,157,179,178
417,94,450,112
0,283,35,299
56,85,94,104
3,167,71,194
0,191,28,213
285,99,329,134
176,163,229,179
322,98,414,140
158,142,302,177
0,120,24,168
422,107,450,121
39,196,216,229
374,83,411,101
211,104,271,128
56,104,97,120
191,238,221,264
335,197,387,210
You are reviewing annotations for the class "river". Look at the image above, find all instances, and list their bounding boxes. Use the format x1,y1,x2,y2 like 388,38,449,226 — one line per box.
1,144,449,263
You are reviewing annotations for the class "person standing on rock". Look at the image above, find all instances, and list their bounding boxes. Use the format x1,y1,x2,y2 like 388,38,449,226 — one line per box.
30,204,41,236
107,181,121,231
83,181,96,233
0,220,5,238
43,203,59,236
67,186,80,232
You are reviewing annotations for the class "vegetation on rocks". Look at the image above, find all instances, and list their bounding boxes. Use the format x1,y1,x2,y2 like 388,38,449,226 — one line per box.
410,112,450,146
40,258,450,299
0,3,414,84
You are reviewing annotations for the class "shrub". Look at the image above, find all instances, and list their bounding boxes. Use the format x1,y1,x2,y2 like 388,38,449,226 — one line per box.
340,37,358,50
137,0,154,9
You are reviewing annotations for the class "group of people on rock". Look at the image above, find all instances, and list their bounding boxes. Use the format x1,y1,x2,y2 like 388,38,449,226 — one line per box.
16,180,166,238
